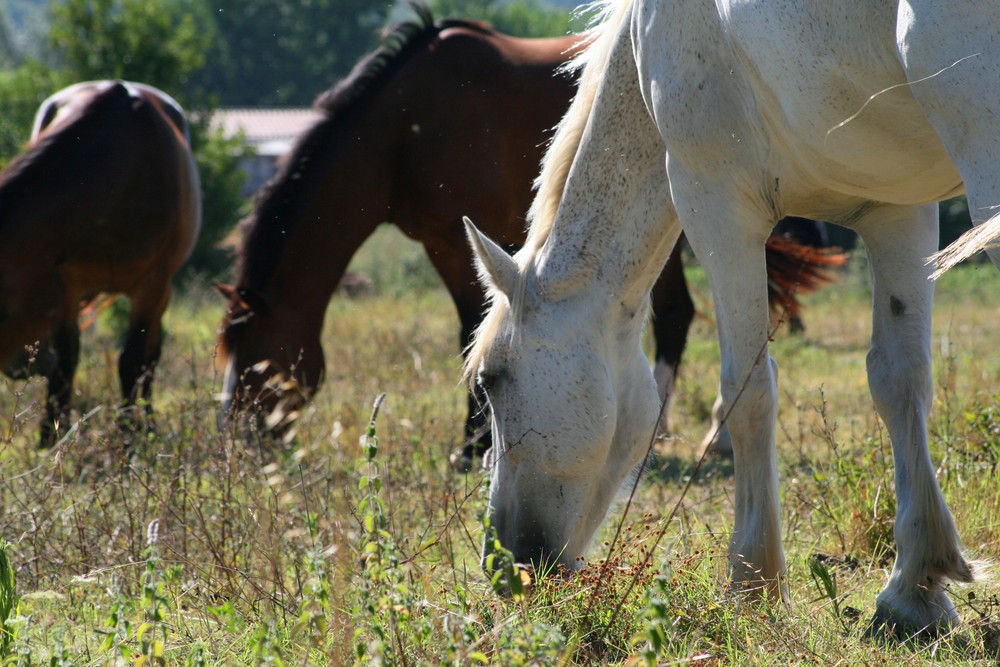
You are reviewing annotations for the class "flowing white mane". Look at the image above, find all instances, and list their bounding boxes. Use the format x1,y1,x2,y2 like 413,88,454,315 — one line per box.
462,0,629,386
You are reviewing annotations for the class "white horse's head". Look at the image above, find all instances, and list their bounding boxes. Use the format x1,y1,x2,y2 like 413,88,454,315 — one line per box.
463,218,661,575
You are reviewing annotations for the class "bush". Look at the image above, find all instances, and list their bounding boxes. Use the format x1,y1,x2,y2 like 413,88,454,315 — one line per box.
183,119,252,283
0,62,72,164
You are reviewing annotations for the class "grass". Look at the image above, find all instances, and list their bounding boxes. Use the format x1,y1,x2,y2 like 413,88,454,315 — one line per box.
1,227,999,664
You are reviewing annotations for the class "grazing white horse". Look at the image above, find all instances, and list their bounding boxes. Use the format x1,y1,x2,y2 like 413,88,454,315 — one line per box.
464,0,1000,636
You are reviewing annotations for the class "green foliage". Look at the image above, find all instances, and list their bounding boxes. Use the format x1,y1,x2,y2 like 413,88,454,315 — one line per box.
963,398,1000,474
0,61,71,164
292,533,332,653
47,0,213,91
184,120,250,281
136,520,171,666
188,0,391,106
0,11,15,68
98,600,134,662
0,540,17,659
352,393,425,664
428,0,587,37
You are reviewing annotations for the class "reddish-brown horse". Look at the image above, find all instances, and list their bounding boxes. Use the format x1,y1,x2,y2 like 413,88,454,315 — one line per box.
0,80,201,446
216,6,843,465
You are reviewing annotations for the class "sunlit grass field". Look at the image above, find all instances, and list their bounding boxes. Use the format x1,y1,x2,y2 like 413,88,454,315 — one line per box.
1,226,999,664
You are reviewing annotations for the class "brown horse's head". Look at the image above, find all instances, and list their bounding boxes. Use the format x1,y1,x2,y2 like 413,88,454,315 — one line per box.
0,267,63,379
215,283,325,438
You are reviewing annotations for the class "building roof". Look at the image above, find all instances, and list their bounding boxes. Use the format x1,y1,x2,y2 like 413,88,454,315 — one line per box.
211,107,323,156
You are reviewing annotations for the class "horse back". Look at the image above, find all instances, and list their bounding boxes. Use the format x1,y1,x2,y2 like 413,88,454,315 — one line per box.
9,81,201,293
33,80,190,144
387,27,582,246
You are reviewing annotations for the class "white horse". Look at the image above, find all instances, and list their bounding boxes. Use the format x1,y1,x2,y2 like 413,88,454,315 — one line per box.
464,0,1000,636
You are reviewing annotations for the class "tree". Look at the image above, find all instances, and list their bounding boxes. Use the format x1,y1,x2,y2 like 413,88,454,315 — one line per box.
0,9,16,68
188,0,392,107
47,0,213,93
426,0,588,38
0,62,72,163
183,120,252,281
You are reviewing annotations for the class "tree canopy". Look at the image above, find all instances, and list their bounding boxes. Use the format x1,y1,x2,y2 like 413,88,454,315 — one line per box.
187,0,578,106
1,0,578,113
188,1,391,107
426,0,586,39
48,0,212,92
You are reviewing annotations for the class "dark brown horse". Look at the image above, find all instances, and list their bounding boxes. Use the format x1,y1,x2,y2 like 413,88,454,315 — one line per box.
0,80,201,446
216,6,843,465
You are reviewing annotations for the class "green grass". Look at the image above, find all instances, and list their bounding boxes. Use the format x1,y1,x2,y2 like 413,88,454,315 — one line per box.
1,230,999,664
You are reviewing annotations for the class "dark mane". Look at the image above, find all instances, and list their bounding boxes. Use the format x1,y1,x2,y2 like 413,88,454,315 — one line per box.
238,3,497,291
314,3,493,115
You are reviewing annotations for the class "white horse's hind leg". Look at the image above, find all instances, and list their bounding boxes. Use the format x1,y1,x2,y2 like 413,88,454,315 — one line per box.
897,1,1000,272
858,204,972,635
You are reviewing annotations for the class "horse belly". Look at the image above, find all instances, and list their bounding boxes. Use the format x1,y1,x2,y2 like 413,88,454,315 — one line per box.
772,79,963,206
723,0,963,206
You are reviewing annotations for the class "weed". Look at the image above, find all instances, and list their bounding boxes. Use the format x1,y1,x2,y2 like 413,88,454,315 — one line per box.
136,519,171,666
351,393,434,665
0,540,17,660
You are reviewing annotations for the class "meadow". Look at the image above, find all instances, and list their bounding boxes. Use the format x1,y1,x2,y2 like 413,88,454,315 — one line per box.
1,226,999,665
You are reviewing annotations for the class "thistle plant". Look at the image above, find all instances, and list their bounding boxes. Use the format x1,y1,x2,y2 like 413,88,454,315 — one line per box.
136,519,170,666
0,540,17,660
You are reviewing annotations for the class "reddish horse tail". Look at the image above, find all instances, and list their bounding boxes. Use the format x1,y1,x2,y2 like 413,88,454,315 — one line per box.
765,235,849,323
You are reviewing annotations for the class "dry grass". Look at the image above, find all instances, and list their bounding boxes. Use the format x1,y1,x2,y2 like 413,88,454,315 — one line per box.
1,228,999,664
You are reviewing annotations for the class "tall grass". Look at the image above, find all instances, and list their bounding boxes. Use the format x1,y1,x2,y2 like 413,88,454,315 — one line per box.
0,229,998,664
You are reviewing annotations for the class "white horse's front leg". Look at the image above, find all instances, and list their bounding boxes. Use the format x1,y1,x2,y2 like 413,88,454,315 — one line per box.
858,203,973,635
681,209,786,600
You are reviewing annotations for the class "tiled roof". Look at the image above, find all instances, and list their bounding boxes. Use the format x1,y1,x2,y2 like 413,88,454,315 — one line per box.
211,108,323,156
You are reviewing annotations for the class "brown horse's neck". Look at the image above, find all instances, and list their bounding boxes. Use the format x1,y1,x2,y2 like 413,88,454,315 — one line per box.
239,112,395,314
235,18,585,319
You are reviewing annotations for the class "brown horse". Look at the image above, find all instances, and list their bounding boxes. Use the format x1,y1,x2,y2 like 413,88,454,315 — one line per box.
0,80,201,446
216,5,843,465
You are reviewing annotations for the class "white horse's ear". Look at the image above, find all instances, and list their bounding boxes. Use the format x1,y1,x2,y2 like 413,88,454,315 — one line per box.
463,216,518,297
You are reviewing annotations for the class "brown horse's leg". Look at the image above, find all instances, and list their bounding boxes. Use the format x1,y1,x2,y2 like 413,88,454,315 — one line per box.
441,292,494,472
649,240,694,435
40,321,81,448
118,280,170,442
421,235,495,471
118,318,163,440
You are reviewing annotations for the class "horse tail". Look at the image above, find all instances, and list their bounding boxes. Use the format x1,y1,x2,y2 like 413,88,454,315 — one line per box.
79,294,123,331
764,236,848,320
524,0,632,252
930,211,1000,278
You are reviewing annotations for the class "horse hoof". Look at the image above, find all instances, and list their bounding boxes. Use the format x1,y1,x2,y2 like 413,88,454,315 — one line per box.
450,439,492,473
37,431,57,450
449,449,476,473
699,432,734,460
38,419,65,449
866,600,958,642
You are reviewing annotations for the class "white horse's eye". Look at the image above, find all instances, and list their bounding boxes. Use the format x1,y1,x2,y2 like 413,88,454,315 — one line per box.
477,368,506,394
477,372,495,392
